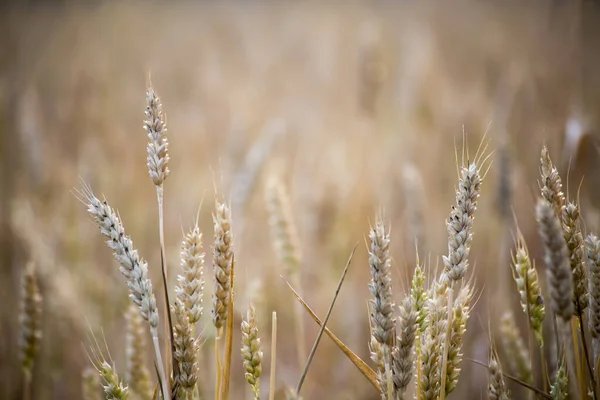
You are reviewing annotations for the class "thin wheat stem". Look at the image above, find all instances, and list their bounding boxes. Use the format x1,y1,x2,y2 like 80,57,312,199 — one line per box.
23,370,31,400
269,312,277,400
215,332,222,400
578,310,598,399
152,328,169,400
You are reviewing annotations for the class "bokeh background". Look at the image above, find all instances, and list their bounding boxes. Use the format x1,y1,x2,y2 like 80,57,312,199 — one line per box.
2,1,600,399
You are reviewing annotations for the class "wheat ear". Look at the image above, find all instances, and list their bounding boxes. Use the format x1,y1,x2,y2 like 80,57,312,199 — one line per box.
242,304,263,400
265,177,305,369
444,284,472,396
392,296,417,399
488,348,511,400
536,199,574,322
499,311,533,385
586,234,600,368
176,221,205,325
511,233,545,347
172,300,200,397
99,362,129,400
125,304,153,399
144,84,172,385
78,185,168,400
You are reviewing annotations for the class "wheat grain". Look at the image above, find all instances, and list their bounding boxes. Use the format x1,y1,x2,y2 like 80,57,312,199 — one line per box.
99,362,129,400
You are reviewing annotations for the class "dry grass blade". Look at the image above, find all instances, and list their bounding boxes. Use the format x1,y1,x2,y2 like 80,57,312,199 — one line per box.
295,244,357,395
220,256,235,400
283,277,381,392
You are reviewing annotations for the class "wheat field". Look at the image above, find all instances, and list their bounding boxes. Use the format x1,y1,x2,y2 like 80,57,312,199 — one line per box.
3,1,600,399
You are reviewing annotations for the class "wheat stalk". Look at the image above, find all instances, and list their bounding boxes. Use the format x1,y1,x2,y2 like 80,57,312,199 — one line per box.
78,184,168,400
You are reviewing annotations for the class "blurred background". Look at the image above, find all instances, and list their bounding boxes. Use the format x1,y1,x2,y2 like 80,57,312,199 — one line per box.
2,1,600,399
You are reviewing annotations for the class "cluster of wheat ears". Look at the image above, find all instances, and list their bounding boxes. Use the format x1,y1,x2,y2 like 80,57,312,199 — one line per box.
16,83,600,400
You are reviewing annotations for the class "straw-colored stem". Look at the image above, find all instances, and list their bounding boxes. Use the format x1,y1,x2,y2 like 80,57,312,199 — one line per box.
215,332,222,400
572,317,584,399
220,258,235,400
269,312,277,400
577,311,598,399
152,328,169,400
156,186,171,378
439,285,454,400
23,370,31,400
541,350,548,393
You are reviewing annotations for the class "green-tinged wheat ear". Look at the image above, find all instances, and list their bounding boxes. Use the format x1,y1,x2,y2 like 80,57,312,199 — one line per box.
488,349,511,400
19,262,42,377
539,145,565,217
392,296,417,399
411,262,428,334
562,202,589,313
172,300,199,396
444,284,472,396
212,200,234,330
176,222,205,324
499,312,533,385
536,199,574,322
241,304,262,400
511,235,545,347
585,233,600,364
125,304,153,400
550,362,568,400
82,367,102,400
99,362,129,400
420,281,448,400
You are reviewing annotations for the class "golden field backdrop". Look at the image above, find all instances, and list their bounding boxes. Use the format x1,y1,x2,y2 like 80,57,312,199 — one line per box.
2,1,600,399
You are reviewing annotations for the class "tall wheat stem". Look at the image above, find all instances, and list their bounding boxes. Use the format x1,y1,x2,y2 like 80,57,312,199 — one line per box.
269,312,277,400
152,328,169,400
22,370,31,400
